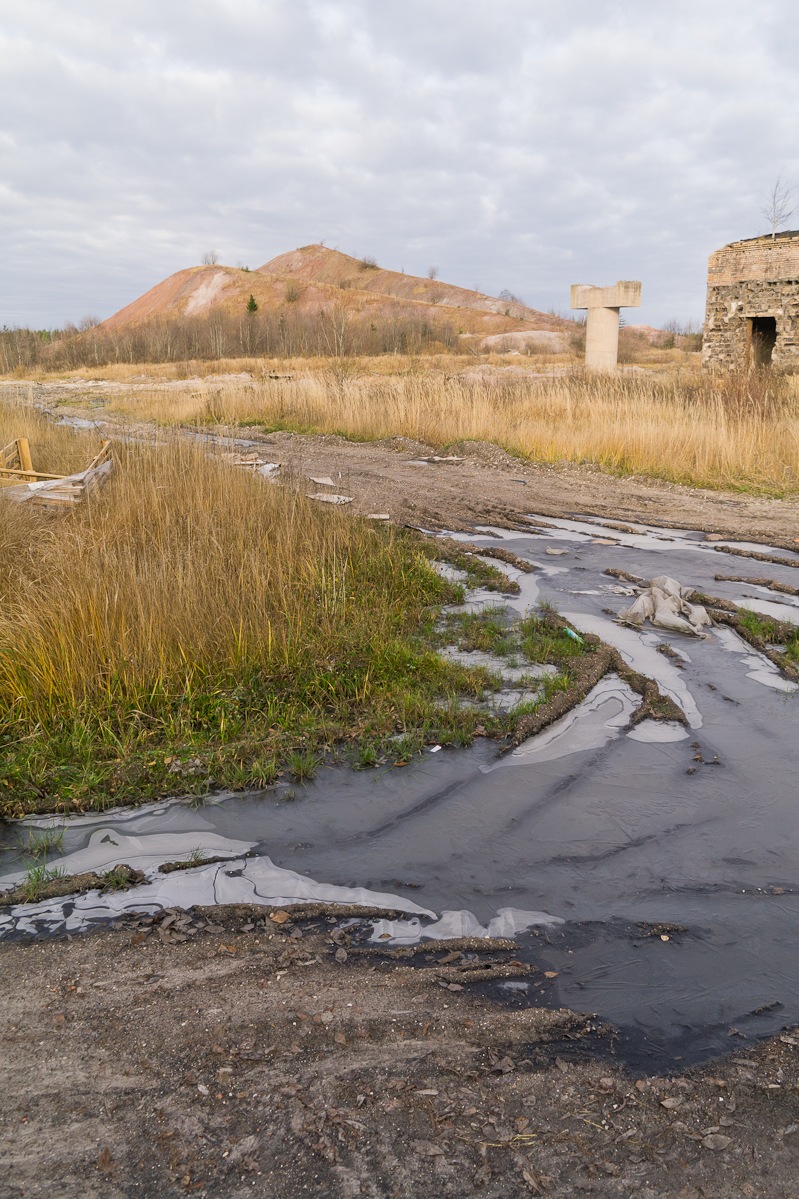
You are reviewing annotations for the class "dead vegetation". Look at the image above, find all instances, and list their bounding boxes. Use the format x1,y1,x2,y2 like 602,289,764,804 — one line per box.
84,364,799,496
1,410,518,815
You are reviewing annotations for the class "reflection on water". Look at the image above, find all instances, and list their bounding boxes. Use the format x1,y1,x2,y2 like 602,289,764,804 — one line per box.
2,515,798,1066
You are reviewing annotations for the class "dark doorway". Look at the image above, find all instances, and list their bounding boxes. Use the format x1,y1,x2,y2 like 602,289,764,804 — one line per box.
749,316,777,366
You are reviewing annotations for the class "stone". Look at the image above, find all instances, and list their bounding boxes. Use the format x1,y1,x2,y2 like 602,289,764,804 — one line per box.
570,281,642,370
702,231,799,369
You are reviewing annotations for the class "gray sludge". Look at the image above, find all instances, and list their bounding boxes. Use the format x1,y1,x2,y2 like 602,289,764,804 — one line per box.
1,514,798,1069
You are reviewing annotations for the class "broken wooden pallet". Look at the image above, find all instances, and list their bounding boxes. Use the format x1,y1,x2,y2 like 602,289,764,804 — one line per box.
0,438,113,506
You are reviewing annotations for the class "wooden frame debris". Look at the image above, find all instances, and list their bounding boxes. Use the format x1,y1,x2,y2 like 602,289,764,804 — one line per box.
0,438,113,506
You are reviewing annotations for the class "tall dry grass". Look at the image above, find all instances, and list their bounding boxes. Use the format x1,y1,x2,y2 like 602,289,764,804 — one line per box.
0,435,450,736
0,397,98,476
103,367,799,494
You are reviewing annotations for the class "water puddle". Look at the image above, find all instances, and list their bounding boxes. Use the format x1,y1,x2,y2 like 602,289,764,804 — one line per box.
560,612,703,728
2,516,798,1068
713,626,798,693
483,674,641,770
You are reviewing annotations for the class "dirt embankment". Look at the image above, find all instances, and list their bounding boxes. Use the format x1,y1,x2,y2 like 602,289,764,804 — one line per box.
2,910,798,1199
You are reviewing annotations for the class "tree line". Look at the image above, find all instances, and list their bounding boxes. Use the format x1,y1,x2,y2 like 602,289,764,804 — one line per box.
0,307,464,373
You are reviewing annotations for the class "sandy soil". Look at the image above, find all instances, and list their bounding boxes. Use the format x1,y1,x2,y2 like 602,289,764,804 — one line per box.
253,429,799,548
2,909,798,1199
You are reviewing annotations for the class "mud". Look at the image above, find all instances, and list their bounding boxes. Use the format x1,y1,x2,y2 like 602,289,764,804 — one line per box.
2,515,798,1081
3,913,799,1199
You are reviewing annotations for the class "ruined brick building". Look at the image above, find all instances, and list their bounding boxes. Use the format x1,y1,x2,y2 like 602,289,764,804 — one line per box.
703,231,799,368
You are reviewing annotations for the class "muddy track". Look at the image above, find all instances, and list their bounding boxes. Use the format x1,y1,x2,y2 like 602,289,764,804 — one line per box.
6,379,799,546
3,910,799,1199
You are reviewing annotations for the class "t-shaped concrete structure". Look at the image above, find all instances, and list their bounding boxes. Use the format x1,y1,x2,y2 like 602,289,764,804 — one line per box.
571,281,642,370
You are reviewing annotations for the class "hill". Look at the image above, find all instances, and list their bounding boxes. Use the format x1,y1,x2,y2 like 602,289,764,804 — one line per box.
98,245,570,340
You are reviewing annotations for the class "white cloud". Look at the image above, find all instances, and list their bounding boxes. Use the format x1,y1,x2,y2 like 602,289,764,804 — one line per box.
2,0,799,326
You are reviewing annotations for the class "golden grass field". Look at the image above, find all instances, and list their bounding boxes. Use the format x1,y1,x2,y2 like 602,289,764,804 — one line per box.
1,399,502,813
85,358,799,496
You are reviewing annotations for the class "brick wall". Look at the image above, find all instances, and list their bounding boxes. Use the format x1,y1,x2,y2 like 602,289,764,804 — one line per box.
703,235,799,368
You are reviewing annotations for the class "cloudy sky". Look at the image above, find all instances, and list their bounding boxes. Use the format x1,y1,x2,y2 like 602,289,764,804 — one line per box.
2,0,799,329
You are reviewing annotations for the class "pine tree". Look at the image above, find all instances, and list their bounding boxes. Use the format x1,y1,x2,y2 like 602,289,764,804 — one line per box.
246,294,258,314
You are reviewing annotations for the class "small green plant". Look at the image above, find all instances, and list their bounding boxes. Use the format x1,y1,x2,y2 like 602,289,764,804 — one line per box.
246,294,259,314
286,749,319,781
21,863,65,903
187,846,205,866
248,757,280,787
21,826,64,858
354,742,381,769
100,865,134,892
389,732,424,763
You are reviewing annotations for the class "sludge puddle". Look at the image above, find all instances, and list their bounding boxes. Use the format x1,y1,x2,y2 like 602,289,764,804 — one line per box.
1,514,798,1072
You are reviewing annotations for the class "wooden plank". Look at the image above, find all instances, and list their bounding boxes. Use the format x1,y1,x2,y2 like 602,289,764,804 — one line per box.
0,465,66,481
0,439,21,471
17,438,33,474
84,440,112,471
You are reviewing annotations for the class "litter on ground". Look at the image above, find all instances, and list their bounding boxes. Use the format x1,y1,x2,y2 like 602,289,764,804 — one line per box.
618,575,713,636
307,492,353,505
0,437,113,506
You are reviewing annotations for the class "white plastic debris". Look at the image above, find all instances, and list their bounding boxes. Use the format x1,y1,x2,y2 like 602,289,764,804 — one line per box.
417,456,465,464
618,575,713,637
226,453,281,479
307,493,353,504
258,463,281,478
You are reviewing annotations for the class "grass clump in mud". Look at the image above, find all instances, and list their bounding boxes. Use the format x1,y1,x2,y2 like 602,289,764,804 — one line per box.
690,592,799,679
440,607,518,657
731,607,799,677
737,609,799,664
0,419,511,818
436,603,593,731
0,863,144,907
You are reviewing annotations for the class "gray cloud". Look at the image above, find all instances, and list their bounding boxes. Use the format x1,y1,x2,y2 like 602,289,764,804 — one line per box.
2,0,798,327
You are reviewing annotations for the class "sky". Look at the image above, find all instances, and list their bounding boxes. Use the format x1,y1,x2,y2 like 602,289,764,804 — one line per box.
2,0,799,330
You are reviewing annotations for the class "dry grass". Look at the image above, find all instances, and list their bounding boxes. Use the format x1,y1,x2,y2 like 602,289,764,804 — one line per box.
0,398,98,476
0,437,440,726
0,422,499,813
100,365,799,494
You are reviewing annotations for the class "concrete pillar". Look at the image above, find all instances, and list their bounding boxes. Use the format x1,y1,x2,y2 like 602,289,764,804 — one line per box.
571,281,642,370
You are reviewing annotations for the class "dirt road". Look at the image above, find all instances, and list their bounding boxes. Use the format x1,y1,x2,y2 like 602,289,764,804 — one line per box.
6,375,799,544
257,430,799,548
2,909,798,1199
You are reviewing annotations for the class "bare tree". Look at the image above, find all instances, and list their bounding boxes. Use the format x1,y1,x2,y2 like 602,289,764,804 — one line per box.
762,177,795,240
201,250,220,265
427,265,439,280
